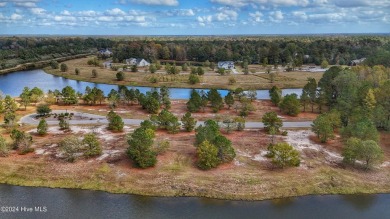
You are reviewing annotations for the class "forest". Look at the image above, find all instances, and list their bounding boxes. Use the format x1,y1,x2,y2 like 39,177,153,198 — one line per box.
1,35,390,71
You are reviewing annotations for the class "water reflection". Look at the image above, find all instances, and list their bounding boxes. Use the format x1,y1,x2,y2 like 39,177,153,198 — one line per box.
0,69,303,99
342,194,377,211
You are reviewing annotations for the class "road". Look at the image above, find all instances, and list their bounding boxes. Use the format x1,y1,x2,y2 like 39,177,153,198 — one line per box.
19,110,313,129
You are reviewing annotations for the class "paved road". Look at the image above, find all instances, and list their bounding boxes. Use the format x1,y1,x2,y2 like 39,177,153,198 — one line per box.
19,110,312,128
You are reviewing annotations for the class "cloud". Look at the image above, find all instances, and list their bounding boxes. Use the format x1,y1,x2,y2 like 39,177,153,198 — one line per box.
166,9,195,16
10,13,23,20
211,0,310,8
215,9,238,21
131,0,179,6
269,10,283,22
249,11,263,23
0,2,7,7
30,7,46,15
106,8,126,16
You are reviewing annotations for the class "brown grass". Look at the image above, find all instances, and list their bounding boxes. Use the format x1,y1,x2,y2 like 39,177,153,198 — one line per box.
44,56,324,90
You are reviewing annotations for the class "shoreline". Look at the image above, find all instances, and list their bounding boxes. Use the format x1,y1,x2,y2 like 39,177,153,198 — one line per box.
1,178,389,201
0,53,92,75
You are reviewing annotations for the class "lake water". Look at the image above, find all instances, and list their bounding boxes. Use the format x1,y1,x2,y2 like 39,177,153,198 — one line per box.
0,184,389,219
0,69,302,99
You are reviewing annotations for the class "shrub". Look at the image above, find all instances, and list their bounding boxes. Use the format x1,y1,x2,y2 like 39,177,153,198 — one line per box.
116,71,125,81
37,119,48,136
83,133,102,157
0,136,9,157
268,142,300,168
92,69,98,78
59,136,84,162
197,140,220,170
107,111,124,132
188,74,200,84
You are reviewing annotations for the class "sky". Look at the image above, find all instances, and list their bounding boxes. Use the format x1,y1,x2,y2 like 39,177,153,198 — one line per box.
0,0,389,35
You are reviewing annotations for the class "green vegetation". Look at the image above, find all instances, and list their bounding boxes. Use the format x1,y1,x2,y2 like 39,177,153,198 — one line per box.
195,120,236,170
262,112,283,133
268,142,300,168
83,133,102,157
151,109,180,134
342,138,384,170
107,110,124,132
127,121,157,168
181,112,197,132
37,119,48,136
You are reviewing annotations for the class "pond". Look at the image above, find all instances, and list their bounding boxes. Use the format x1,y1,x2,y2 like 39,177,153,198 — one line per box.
0,184,389,219
0,70,302,99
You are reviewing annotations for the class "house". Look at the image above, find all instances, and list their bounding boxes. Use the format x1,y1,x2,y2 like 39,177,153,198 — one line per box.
125,58,150,67
217,61,235,70
98,49,113,57
349,58,366,66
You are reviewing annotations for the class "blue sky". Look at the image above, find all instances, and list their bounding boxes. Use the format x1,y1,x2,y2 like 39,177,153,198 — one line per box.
0,0,389,35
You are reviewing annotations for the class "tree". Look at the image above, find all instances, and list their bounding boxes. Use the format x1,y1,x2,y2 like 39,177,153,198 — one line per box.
151,109,180,134
36,103,51,116
0,136,9,157
189,74,200,84
50,60,59,69
311,114,334,143
269,86,282,106
222,117,237,134
302,78,317,112
37,119,48,136
207,88,223,112
91,69,98,78
60,63,68,72
280,94,301,116
149,64,157,73
341,118,379,142
107,111,124,132
195,120,220,146
30,87,44,103
127,126,157,168
213,135,235,163
321,59,329,69
59,118,70,130
234,117,245,131
268,142,300,168
116,71,124,81
342,137,384,169
262,112,283,133
247,89,257,102
197,66,204,75
10,129,33,153
181,112,197,132
364,88,376,111
186,89,202,112
182,63,188,71
61,86,78,105
131,65,138,72
83,133,102,157
300,89,310,112
224,91,235,109
197,140,220,170
75,68,80,75
59,136,83,162
19,87,31,110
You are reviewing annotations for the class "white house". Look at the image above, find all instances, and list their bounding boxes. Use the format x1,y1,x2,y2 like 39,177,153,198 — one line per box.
98,49,113,57
349,58,366,66
217,61,235,70
126,58,150,67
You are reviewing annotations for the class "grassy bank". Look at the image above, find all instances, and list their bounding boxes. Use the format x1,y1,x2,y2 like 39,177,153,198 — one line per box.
0,53,92,75
0,158,389,201
1,123,389,201
43,57,324,90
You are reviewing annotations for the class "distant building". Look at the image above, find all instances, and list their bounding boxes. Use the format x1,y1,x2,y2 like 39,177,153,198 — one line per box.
217,61,235,70
98,49,113,57
126,58,150,67
349,58,366,66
